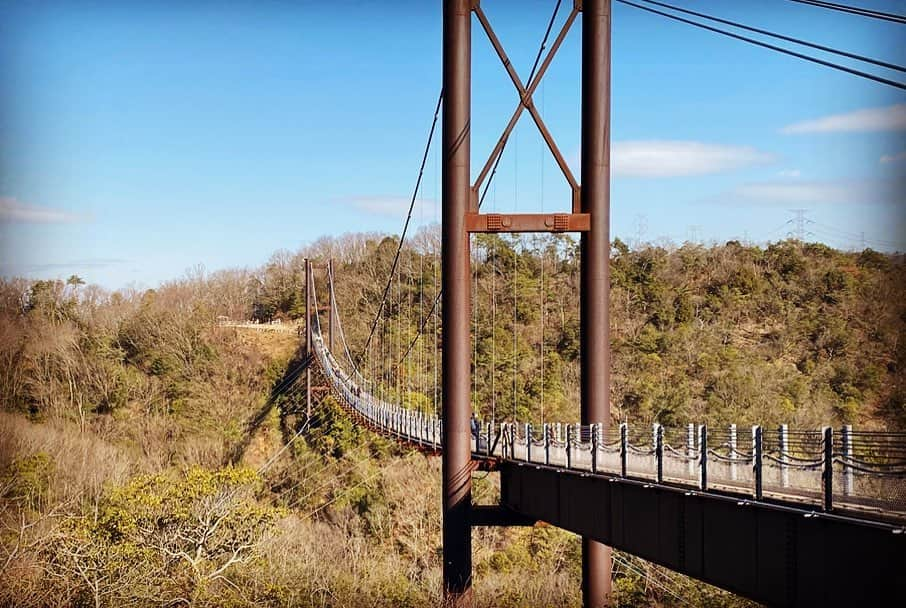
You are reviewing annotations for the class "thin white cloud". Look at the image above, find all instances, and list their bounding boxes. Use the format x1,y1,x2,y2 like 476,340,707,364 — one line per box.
0,258,128,274
0,198,82,223
612,141,774,177
881,151,906,164
781,104,906,134
777,169,801,178
342,196,439,219
726,178,899,206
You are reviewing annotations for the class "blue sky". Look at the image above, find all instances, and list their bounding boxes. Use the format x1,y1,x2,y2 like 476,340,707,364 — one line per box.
0,0,904,289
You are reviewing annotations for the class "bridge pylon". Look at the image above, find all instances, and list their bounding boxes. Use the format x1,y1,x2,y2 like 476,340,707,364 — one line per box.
441,1,613,606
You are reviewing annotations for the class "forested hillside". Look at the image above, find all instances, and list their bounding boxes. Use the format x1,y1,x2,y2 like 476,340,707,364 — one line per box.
255,232,906,431
1,233,903,607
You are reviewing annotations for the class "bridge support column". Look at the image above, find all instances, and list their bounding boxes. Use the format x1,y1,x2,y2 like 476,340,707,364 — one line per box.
441,0,473,606
580,1,613,606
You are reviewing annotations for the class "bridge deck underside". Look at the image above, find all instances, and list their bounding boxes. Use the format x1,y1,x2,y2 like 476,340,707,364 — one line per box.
500,461,906,608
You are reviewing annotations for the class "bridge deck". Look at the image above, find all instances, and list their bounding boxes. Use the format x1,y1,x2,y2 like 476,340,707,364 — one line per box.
307,315,906,607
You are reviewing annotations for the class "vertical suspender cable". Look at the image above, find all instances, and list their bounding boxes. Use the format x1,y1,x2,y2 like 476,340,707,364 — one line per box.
491,179,497,423
419,199,425,409
433,136,440,419
397,262,402,402
513,124,519,422
407,249,413,405
539,79,546,426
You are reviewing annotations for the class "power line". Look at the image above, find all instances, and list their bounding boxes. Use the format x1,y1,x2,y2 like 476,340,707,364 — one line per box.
635,0,905,72
359,89,444,363
789,208,809,240
616,0,906,89
785,0,906,24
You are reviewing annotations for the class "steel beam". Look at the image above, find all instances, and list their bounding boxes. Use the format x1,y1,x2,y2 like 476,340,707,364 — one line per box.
580,1,613,606
465,212,591,233
442,0,473,606
470,505,537,527
500,462,906,608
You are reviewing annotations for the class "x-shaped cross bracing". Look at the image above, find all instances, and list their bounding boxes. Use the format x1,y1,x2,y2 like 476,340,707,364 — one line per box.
471,1,581,213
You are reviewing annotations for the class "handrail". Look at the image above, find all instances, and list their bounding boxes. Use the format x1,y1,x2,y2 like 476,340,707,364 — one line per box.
307,305,906,521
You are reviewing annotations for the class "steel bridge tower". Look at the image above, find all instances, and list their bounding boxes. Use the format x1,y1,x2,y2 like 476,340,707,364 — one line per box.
441,1,613,606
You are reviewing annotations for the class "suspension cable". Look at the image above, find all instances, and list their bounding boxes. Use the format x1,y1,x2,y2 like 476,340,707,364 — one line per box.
539,79,546,426
617,0,906,89
433,137,440,417
512,123,519,422
491,180,497,423
784,0,906,24
359,89,443,362
473,242,480,410
636,0,905,72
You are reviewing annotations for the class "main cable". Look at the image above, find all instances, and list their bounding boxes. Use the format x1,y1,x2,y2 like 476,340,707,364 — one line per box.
636,0,905,72
616,0,906,89
359,89,444,362
785,0,906,24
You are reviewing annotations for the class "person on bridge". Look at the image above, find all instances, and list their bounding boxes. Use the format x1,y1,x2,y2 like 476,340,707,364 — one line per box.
470,412,479,439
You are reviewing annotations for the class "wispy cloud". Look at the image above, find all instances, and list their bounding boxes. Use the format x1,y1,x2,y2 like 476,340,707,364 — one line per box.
341,196,439,219
611,141,774,177
777,169,801,178
723,178,900,206
0,258,127,276
781,104,906,134
881,151,906,164
0,198,83,223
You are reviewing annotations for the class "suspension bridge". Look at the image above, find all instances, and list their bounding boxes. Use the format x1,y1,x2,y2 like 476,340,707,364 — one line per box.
271,257,905,608
245,1,906,606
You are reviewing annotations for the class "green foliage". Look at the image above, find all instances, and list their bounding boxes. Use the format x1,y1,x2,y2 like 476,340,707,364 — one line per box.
307,397,361,458
2,235,905,607
2,452,54,509
47,466,286,604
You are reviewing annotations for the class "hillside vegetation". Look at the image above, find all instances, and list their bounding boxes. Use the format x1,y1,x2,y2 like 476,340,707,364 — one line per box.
1,234,903,607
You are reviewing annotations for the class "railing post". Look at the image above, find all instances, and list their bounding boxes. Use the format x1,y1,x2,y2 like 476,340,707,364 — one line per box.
567,424,573,469
591,424,599,474
686,422,695,478
544,424,551,465
823,426,834,512
525,423,531,462
843,424,853,496
754,425,763,501
620,422,627,478
779,424,789,488
700,425,708,491
729,423,737,481
655,423,663,483
511,423,517,459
